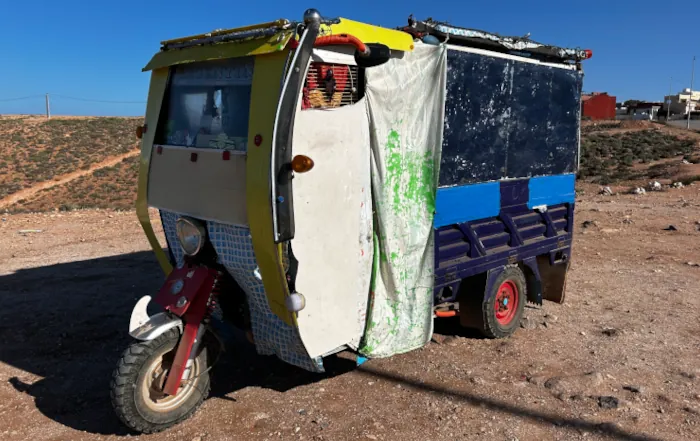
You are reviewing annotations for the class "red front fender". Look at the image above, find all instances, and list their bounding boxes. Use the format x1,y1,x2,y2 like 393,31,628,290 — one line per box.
153,264,219,395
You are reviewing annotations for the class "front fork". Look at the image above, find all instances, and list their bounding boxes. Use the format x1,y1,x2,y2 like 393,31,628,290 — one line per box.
128,264,220,396
181,324,207,381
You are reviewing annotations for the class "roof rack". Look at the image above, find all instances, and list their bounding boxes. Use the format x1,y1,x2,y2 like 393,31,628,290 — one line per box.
401,16,591,63
159,20,294,51
158,17,341,52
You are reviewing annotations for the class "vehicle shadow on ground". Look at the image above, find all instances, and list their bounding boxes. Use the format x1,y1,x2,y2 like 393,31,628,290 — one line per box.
1,252,662,441
0,251,350,436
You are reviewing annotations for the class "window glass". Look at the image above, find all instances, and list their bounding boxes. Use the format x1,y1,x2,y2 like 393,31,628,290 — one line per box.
157,57,254,151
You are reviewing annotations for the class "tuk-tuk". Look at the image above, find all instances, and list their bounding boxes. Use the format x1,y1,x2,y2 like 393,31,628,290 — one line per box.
113,9,590,433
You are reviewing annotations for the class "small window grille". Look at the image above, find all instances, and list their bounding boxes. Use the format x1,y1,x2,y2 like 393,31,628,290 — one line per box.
302,63,359,110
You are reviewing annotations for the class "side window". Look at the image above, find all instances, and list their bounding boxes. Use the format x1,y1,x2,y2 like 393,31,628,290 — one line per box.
302,63,361,110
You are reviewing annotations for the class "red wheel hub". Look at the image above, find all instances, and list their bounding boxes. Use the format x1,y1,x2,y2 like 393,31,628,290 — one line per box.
494,280,519,325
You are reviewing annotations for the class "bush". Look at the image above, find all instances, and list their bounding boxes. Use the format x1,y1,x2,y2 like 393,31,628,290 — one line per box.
678,174,700,185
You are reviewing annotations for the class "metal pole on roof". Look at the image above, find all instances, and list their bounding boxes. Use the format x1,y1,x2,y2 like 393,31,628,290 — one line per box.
45,93,50,120
688,56,695,130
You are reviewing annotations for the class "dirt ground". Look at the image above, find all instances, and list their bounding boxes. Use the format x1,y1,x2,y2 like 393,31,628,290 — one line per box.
1,186,700,441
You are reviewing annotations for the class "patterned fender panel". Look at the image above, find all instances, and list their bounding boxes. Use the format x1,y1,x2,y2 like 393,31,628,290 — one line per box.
159,209,323,372
160,210,185,267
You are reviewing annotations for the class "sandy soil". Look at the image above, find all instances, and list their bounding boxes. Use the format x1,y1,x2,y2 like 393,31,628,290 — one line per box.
1,186,700,441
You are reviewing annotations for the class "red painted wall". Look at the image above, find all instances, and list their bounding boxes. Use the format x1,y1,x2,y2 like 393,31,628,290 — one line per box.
582,94,616,120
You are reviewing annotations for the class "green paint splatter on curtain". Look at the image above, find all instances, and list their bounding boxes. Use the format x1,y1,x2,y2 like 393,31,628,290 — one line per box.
360,125,439,355
382,129,437,218
369,128,438,339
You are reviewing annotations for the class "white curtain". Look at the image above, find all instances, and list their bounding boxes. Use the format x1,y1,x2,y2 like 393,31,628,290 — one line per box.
360,42,447,357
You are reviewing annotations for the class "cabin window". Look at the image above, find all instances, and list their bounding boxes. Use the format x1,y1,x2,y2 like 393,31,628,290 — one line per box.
156,57,254,151
302,63,360,110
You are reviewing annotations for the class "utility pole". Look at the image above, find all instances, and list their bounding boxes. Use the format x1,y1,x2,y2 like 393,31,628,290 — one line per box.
667,76,672,121
45,93,50,120
688,56,695,130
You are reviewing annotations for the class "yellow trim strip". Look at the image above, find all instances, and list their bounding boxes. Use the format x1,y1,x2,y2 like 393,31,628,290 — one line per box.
161,19,289,46
246,51,296,326
143,31,294,72
136,68,173,275
324,18,415,52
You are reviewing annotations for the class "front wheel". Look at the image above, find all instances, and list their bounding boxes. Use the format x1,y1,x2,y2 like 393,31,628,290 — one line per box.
110,329,211,433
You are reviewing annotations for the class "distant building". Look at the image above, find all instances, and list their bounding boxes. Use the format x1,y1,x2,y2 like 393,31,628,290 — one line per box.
582,92,616,120
664,88,700,115
626,101,663,120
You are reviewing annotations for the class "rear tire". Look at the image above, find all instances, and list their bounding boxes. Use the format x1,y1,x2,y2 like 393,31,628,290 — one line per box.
110,328,210,434
463,266,526,339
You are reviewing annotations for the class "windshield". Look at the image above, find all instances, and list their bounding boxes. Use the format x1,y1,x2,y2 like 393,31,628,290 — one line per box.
156,57,254,151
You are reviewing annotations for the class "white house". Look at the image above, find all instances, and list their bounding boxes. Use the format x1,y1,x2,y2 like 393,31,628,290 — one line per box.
664,88,700,115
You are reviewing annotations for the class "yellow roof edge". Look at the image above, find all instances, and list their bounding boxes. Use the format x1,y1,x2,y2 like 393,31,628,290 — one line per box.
143,31,294,72
160,19,290,47
143,16,415,72
328,18,414,52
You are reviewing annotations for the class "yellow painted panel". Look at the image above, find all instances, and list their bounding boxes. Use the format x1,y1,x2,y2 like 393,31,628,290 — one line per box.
323,18,414,52
246,51,295,326
136,68,173,275
143,31,293,72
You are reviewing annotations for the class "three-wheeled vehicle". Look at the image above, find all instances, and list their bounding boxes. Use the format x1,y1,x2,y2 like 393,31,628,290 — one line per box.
113,9,590,432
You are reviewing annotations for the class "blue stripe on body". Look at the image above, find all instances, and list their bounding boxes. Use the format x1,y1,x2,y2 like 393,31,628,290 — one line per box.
528,174,576,209
434,181,501,228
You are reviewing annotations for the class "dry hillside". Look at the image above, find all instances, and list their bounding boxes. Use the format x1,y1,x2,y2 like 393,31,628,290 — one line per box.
0,115,141,212
1,117,700,213
14,156,140,212
579,120,700,186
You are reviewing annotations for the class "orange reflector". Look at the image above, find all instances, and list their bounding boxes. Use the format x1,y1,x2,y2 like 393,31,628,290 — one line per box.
291,155,314,173
136,125,144,139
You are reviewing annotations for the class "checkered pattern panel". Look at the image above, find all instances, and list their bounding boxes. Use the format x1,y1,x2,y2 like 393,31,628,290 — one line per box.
160,210,185,267
158,210,323,372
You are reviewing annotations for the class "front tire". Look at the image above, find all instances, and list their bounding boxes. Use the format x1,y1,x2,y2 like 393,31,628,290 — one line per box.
110,328,211,433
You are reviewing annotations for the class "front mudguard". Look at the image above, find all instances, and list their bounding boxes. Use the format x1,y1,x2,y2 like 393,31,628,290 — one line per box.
130,265,218,396
128,295,183,341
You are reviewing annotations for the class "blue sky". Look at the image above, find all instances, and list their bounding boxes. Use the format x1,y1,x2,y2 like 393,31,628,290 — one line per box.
1,0,698,116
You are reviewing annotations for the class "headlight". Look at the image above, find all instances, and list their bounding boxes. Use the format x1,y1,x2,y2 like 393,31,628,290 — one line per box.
175,217,206,256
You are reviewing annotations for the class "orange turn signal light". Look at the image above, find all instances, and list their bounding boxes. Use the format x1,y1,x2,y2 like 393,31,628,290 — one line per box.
136,125,144,139
291,155,314,173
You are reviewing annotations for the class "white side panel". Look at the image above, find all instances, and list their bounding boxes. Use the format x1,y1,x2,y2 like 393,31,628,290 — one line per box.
292,100,372,357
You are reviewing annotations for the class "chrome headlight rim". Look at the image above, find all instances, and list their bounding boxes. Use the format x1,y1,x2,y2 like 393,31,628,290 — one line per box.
175,216,207,256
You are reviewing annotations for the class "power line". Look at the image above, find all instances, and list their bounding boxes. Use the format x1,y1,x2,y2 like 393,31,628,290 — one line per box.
0,95,44,102
51,94,146,104
0,94,145,104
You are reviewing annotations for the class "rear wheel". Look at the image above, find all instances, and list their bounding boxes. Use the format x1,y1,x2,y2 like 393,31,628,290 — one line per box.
110,329,210,434
462,266,526,338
